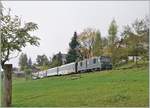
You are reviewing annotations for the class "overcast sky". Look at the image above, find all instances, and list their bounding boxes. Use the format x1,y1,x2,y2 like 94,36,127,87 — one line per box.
2,1,149,67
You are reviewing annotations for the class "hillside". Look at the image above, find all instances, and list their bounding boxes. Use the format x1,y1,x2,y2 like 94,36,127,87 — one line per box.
12,63,149,107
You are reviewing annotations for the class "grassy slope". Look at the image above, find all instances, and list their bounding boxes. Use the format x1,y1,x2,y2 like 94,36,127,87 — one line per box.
12,64,149,107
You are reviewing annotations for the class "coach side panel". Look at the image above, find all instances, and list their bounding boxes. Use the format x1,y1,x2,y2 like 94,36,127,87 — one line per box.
47,67,58,76
58,62,75,75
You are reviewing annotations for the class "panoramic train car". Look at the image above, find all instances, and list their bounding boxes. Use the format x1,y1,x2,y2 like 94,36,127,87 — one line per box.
47,67,58,77
77,59,87,72
58,62,75,75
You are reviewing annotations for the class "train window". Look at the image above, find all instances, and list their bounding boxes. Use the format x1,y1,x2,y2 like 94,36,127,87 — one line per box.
93,58,96,64
80,62,82,67
100,57,111,62
100,57,104,61
87,60,89,64
105,58,111,62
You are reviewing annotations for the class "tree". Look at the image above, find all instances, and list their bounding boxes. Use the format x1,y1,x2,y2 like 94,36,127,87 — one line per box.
92,30,103,56
108,19,118,65
18,53,33,80
36,54,49,66
24,67,32,80
18,53,28,71
66,32,80,63
101,37,109,48
78,28,97,58
108,19,118,46
57,52,63,65
28,57,32,68
1,9,40,69
101,37,109,56
50,52,62,67
121,17,149,64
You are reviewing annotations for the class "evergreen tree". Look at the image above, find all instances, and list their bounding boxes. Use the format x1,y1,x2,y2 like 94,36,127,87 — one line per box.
66,32,80,63
92,31,103,56
108,19,118,46
108,19,118,65
57,52,63,66
50,52,62,67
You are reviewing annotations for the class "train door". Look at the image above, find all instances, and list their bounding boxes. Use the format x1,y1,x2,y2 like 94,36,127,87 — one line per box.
75,62,78,73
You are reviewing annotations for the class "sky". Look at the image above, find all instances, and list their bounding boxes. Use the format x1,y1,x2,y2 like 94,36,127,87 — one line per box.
1,1,149,67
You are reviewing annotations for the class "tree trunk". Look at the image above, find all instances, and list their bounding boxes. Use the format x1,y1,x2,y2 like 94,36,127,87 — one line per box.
2,64,12,107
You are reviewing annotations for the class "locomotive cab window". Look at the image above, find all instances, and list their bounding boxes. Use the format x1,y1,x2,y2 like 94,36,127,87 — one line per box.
100,57,105,62
93,58,96,64
105,57,111,62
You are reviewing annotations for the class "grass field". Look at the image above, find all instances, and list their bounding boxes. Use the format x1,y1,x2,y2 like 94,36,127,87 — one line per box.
12,63,149,107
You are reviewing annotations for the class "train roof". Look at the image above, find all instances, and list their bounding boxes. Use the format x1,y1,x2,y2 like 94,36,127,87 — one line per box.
78,56,111,61
59,62,75,68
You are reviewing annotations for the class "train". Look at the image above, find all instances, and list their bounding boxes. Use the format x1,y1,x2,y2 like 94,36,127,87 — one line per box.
32,56,112,79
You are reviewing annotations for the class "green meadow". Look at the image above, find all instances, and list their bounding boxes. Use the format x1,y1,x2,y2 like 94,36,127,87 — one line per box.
12,63,149,107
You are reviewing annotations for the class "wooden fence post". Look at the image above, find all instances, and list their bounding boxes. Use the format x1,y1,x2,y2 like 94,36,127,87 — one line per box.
2,64,12,107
